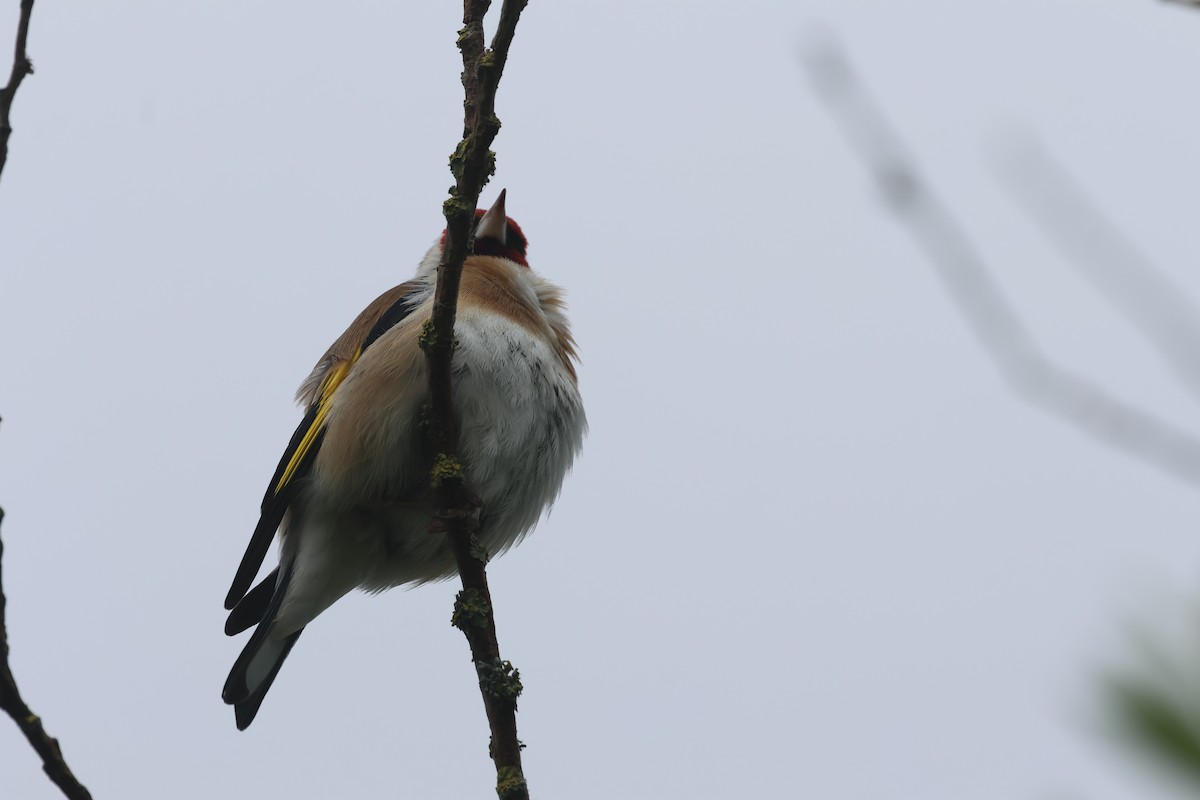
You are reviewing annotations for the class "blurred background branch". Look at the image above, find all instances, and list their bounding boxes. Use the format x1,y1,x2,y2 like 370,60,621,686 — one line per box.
801,36,1200,488
805,28,1200,796
994,139,1200,405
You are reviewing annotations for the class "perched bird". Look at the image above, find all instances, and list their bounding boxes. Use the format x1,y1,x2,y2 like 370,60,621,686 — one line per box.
221,191,586,729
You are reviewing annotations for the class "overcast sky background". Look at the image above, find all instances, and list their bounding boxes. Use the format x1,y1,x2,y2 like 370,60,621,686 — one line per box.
5,1,1200,798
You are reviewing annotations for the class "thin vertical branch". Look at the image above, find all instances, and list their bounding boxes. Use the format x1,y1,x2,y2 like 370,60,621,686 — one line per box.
0,0,35,182
424,2,531,799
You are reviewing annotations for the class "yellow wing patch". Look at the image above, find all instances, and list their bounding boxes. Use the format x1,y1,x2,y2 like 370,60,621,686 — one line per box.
273,351,359,494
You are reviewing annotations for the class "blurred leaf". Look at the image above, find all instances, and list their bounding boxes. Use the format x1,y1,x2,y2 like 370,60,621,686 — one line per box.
1105,672,1200,787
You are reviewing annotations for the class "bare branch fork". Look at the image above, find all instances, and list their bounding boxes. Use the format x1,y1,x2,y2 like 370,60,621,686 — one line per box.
802,37,1200,488
0,0,34,181
424,1,532,798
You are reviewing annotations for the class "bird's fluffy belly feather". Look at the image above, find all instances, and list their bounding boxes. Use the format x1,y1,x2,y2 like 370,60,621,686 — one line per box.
450,308,586,557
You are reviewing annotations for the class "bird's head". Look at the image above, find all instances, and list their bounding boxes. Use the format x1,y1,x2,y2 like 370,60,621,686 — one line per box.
440,189,528,267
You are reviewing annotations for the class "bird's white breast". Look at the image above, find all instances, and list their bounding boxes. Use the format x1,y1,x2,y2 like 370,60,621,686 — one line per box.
451,306,586,554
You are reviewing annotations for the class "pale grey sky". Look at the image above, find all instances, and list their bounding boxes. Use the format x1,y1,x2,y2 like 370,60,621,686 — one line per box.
4,1,1200,798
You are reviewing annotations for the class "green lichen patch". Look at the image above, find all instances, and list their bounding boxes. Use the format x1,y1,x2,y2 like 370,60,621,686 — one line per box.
418,319,438,351
430,453,464,488
452,588,491,632
495,767,527,800
469,535,491,564
476,658,523,705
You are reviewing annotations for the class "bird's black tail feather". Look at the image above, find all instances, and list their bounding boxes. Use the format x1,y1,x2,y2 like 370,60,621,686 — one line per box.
225,567,279,636
222,566,303,730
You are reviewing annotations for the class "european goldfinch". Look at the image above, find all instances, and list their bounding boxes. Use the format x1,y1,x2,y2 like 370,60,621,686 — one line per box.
221,192,586,729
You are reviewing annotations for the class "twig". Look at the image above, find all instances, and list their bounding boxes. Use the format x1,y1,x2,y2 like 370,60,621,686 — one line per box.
0,0,35,182
1,513,93,798
424,2,531,799
995,138,1200,405
802,37,1200,487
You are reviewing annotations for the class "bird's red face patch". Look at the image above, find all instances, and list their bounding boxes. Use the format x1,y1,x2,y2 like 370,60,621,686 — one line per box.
440,209,529,267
